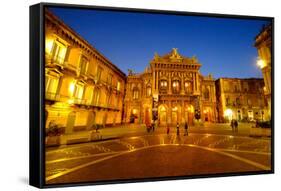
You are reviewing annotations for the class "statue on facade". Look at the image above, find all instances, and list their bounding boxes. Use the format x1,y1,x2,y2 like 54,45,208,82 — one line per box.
170,48,182,60
128,69,133,75
191,55,198,63
154,52,160,60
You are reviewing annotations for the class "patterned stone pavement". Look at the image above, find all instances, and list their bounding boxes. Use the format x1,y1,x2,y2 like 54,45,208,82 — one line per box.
45,132,271,184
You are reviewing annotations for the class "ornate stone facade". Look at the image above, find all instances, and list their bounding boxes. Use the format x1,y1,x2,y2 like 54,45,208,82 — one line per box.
124,48,217,126
45,9,271,133
216,78,268,122
254,24,272,120
45,10,126,133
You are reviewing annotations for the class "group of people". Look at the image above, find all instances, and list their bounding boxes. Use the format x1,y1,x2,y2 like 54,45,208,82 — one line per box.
146,121,155,133
146,121,190,136
166,122,189,136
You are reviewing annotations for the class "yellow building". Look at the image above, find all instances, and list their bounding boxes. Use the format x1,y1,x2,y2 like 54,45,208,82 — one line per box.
254,24,272,120
216,78,268,122
124,48,217,126
45,10,126,134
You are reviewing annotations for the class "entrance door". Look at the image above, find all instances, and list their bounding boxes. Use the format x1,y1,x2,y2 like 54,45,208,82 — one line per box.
66,111,76,134
158,105,167,126
172,111,178,124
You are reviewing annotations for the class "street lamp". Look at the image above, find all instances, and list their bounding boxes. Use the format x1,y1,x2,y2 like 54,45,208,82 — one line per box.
257,58,266,69
224,109,233,121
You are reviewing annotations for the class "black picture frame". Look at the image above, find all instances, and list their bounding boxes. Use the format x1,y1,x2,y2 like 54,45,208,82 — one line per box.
30,2,274,188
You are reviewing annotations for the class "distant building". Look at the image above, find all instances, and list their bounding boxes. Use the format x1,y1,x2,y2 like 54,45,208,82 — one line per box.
216,78,268,122
45,10,126,134
124,48,217,126
254,24,272,120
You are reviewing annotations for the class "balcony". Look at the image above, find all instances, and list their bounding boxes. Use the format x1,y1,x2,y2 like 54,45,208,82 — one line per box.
45,53,65,66
45,92,69,102
45,53,78,73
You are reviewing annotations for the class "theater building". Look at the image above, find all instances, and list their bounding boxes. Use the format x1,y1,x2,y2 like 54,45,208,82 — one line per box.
123,48,217,126
45,10,126,134
216,78,268,122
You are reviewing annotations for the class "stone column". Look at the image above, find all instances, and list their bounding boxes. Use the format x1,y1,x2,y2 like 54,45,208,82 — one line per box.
193,73,196,94
196,73,199,92
168,73,172,94
156,71,159,93
180,74,185,95
153,71,156,91
167,101,172,125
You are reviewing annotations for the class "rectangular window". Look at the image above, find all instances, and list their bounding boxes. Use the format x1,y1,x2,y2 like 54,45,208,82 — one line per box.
108,74,113,85
74,83,84,100
96,66,103,82
51,40,67,64
226,97,230,105
79,56,88,75
45,75,59,94
117,81,121,91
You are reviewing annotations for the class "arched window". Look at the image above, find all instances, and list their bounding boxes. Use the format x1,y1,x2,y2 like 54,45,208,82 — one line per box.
184,81,192,94
203,87,210,100
133,87,139,100
159,80,168,93
172,80,180,94
146,84,152,97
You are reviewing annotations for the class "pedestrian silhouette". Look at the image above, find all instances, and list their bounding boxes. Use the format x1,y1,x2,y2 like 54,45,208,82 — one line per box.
176,122,180,136
184,122,188,136
167,125,170,135
230,119,234,132
234,120,238,132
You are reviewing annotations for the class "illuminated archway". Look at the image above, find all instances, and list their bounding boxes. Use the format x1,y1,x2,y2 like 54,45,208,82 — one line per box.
171,105,181,124
184,105,194,125
203,107,212,122
158,104,167,126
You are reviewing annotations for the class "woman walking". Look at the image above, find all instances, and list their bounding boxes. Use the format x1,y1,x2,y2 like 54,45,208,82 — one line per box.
176,122,180,136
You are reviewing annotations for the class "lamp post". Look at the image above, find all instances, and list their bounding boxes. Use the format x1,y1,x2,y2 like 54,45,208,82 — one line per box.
257,58,266,69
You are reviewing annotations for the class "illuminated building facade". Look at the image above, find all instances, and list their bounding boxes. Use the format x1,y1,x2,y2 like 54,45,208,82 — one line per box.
45,9,271,132
254,24,272,120
216,78,268,122
45,10,126,133
124,48,217,126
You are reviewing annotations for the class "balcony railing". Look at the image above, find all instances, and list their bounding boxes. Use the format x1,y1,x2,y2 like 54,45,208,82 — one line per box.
45,53,78,73
45,92,69,102
45,92,119,111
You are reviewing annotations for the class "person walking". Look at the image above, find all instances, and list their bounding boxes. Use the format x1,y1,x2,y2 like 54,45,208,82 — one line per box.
234,120,238,133
230,119,234,132
176,122,180,136
184,122,189,136
167,125,170,135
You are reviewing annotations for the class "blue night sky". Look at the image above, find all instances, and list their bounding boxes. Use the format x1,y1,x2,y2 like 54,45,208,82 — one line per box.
49,7,270,78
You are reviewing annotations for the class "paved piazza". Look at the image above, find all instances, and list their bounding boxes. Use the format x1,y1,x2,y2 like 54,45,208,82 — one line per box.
45,129,271,184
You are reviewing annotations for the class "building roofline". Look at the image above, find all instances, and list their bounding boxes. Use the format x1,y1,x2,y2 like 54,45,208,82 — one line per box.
216,77,263,81
45,8,126,79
